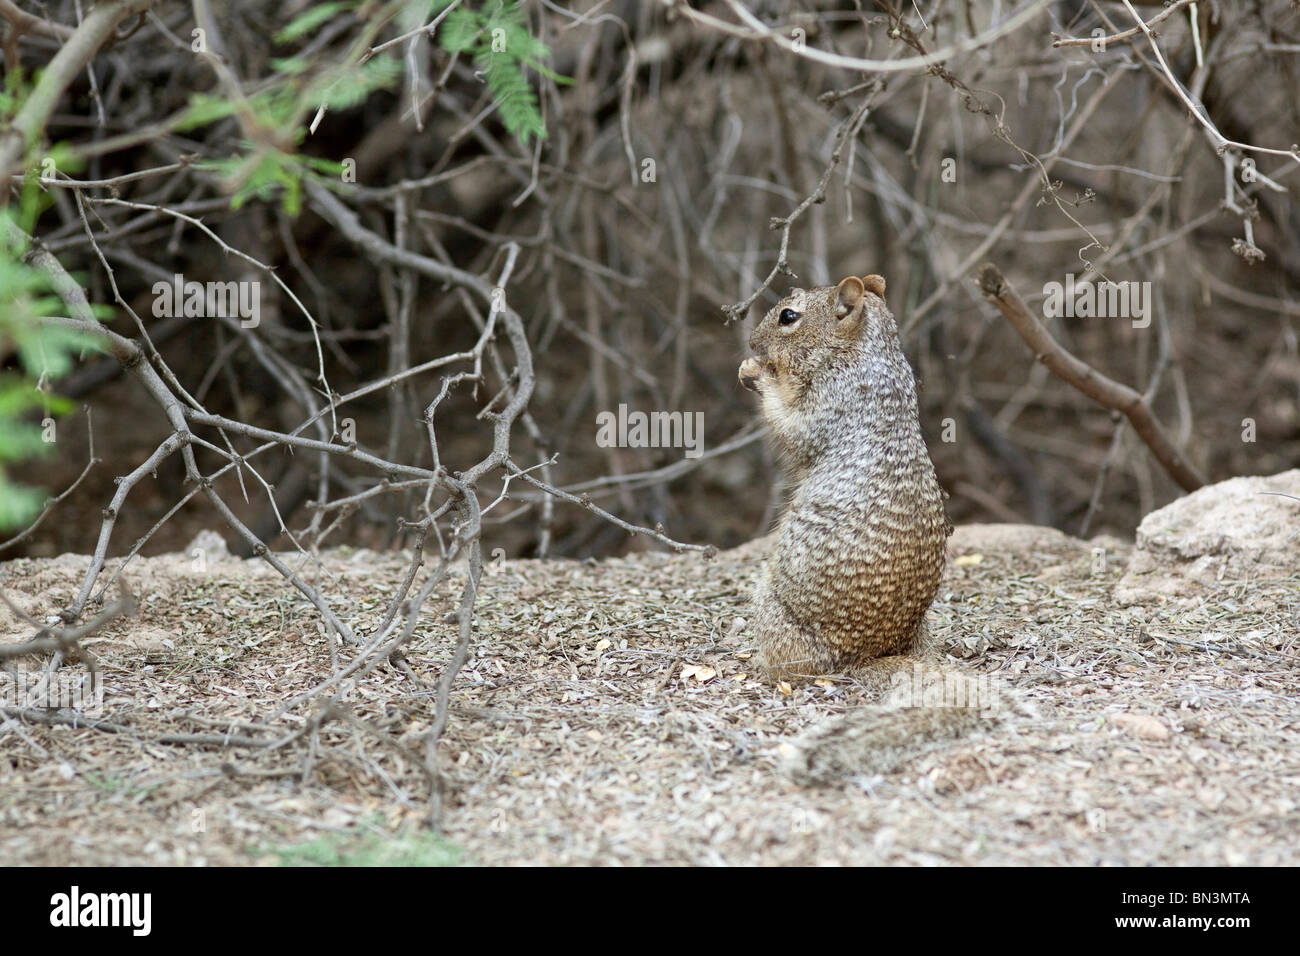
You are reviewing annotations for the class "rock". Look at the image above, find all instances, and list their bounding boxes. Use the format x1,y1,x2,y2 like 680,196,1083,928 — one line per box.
1116,469,1300,604
182,529,231,563
720,533,775,561
1107,712,1171,741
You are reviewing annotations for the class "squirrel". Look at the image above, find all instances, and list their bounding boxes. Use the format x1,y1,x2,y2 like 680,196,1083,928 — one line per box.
739,274,996,782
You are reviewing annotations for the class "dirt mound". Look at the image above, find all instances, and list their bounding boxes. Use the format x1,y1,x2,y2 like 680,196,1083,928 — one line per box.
950,523,1086,557
1117,469,1300,605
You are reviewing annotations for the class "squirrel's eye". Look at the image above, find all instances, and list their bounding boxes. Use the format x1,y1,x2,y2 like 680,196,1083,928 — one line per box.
778,308,800,326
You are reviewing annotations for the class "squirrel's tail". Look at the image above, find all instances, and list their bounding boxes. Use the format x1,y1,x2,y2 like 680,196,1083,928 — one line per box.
782,655,1009,785
784,701,993,785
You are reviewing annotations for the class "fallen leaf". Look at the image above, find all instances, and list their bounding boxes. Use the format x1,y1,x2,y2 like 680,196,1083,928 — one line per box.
680,664,715,682
955,554,984,567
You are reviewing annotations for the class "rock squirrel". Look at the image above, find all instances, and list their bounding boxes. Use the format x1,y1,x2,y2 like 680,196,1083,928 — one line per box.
739,274,990,781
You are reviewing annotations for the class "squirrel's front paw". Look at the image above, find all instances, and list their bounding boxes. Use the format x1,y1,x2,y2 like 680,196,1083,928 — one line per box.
738,357,762,392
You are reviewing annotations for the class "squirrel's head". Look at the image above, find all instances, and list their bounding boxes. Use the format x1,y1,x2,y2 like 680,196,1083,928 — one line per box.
738,273,890,404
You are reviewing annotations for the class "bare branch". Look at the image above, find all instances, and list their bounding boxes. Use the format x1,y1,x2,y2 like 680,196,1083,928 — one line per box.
975,263,1206,492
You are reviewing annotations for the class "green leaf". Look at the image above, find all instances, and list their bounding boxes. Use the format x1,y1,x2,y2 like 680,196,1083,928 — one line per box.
477,48,546,144
0,65,31,122
308,56,402,111
271,56,313,76
12,320,104,378
0,380,47,418
0,211,104,528
439,8,483,53
174,94,239,132
434,2,556,145
300,155,345,177
0,472,46,530
0,380,71,421
229,151,290,210
0,421,50,462
275,2,358,44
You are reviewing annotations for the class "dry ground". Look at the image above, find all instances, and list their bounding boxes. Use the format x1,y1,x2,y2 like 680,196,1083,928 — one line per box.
1,514,1298,866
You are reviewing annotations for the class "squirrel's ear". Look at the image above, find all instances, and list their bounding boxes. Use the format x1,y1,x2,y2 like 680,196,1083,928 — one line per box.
833,277,865,323
862,274,886,300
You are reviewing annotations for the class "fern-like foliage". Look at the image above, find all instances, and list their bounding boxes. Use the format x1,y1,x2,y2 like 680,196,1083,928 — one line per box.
171,0,561,217
177,53,394,214
438,0,563,146
0,143,108,530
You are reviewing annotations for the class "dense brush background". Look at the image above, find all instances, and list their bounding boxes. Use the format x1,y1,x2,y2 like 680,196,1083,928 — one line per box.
7,0,1299,560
